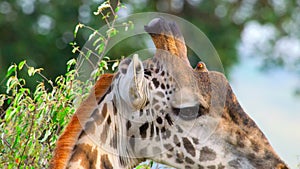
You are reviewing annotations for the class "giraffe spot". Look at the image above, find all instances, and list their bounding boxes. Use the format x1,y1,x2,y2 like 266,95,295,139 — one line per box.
156,116,163,124
173,135,181,147
163,144,174,152
185,157,195,164
218,163,225,169
199,146,217,161
192,137,199,145
70,144,98,169
150,122,154,138
152,98,159,105
185,166,192,169
112,102,117,115
236,130,245,148
182,137,195,157
176,150,184,163
106,115,111,125
102,103,108,118
100,123,109,143
121,68,127,74
228,159,241,168
126,121,131,130
100,154,113,169
251,140,260,153
145,109,150,116
152,78,160,88
139,122,149,139
109,132,117,149
156,91,165,98
166,84,170,89
165,113,173,126
139,109,143,117
166,154,173,158
144,69,152,76
161,83,165,89
198,165,204,169
85,121,96,135
207,165,216,169
154,105,160,111
92,109,102,125
175,125,183,133
264,150,273,160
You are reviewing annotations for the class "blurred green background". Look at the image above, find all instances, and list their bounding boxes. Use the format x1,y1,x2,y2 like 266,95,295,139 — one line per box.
0,0,299,167
1,0,299,87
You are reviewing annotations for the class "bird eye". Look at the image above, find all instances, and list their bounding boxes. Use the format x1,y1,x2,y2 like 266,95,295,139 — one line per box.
197,62,204,68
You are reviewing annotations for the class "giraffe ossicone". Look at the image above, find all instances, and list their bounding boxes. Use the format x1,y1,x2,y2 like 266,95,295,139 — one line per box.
50,17,289,169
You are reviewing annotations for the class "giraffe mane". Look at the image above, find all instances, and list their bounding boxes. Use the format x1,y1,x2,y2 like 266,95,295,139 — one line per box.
49,73,114,169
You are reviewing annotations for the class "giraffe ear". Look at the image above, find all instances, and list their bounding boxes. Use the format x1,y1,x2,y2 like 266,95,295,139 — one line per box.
118,54,148,110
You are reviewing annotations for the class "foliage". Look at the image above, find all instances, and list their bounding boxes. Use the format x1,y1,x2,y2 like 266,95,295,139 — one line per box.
0,1,140,168
2,0,300,89
0,59,85,168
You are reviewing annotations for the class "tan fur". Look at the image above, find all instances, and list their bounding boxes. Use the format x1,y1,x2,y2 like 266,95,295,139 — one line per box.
145,18,190,66
49,73,114,169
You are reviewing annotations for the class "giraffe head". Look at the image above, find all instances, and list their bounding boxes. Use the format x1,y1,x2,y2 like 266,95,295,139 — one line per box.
111,18,288,168
50,17,288,169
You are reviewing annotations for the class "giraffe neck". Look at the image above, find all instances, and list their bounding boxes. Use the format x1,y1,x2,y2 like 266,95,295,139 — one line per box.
67,89,141,169
216,78,287,168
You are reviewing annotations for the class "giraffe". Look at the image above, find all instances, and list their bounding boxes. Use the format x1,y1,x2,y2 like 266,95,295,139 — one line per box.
49,18,289,169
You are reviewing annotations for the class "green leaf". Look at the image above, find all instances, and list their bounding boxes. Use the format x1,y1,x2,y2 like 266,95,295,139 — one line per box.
6,76,18,93
107,28,118,37
28,67,35,76
74,23,84,38
40,130,51,142
5,107,15,121
28,104,35,111
112,61,119,71
92,37,104,47
72,46,79,54
85,50,92,59
0,94,5,107
67,58,76,71
6,64,16,78
96,43,105,54
115,6,120,12
18,60,26,70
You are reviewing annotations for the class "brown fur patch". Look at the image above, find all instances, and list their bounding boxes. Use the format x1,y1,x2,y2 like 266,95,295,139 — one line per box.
144,18,190,66
100,154,113,169
199,146,217,162
182,137,195,157
95,74,114,101
49,73,113,169
69,143,98,169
